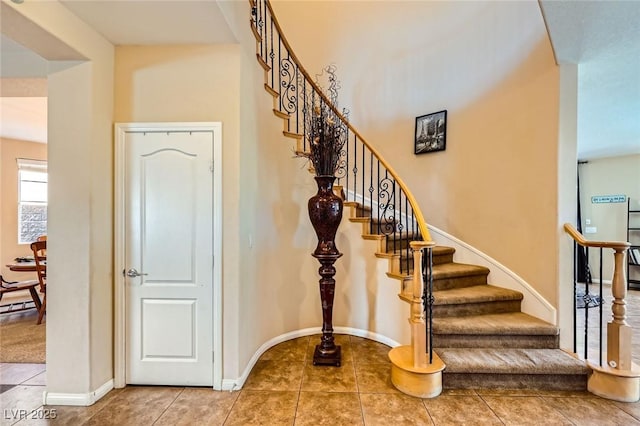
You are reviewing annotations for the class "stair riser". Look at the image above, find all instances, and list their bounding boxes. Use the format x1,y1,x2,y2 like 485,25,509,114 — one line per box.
386,239,411,252
357,207,372,217
433,273,488,291
433,300,521,317
433,334,559,349
443,373,587,391
389,248,450,265
433,253,454,265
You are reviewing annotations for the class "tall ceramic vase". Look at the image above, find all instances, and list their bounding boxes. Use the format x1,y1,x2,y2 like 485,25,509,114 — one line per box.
308,175,343,366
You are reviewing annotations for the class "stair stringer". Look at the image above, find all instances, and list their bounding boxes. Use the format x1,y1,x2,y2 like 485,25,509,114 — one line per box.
427,224,557,325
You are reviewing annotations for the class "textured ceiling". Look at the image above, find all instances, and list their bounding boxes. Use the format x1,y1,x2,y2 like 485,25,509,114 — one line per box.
2,1,639,159
59,0,237,45
540,0,640,160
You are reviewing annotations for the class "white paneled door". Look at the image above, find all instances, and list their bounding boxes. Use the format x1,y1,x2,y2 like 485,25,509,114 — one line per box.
123,128,214,386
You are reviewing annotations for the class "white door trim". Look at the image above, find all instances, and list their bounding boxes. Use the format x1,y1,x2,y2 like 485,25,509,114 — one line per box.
114,122,223,390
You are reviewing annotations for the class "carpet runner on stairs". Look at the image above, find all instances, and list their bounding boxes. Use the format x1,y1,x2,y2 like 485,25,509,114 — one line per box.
348,203,588,390
437,348,588,390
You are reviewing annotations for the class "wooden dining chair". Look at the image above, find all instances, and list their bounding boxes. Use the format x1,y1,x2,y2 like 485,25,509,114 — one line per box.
30,240,47,325
36,235,47,256
0,275,42,315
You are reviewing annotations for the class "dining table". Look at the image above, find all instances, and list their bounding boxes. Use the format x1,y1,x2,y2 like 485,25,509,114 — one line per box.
6,262,39,272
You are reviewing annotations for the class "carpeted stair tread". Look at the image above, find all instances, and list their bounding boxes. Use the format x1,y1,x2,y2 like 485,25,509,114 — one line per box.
433,284,523,305
432,246,455,265
437,348,588,375
432,262,489,279
433,312,558,336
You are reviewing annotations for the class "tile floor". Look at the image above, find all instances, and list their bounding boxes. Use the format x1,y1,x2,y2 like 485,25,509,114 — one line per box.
2,288,640,425
2,334,640,425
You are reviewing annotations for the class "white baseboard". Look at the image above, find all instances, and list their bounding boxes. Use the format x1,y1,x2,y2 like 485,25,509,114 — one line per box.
222,327,400,391
43,379,114,406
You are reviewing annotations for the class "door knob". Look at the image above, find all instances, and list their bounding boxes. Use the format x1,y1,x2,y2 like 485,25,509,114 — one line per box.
125,268,148,278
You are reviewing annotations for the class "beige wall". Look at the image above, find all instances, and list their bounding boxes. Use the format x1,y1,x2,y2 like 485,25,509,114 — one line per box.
0,138,47,282
557,64,578,349
272,0,561,307
3,0,115,397
114,44,243,379
579,154,640,281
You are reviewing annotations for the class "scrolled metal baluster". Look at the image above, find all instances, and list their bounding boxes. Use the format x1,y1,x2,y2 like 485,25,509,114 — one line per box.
280,55,298,117
378,173,396,236
335,147,348,182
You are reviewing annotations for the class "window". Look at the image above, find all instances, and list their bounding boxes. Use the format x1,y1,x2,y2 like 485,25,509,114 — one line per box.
17,158,47,244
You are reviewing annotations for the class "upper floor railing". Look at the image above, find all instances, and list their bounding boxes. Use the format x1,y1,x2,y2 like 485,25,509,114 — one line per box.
250,0,432,275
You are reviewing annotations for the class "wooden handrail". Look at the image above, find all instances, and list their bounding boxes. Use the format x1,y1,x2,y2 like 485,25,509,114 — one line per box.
563,223,630,251
263,0,431,241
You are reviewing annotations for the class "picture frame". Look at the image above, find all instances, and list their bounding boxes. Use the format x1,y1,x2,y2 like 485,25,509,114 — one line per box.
415,110,447,154
630,248,640,265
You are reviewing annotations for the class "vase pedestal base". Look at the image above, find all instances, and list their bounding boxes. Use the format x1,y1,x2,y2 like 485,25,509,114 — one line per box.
313,345,342,367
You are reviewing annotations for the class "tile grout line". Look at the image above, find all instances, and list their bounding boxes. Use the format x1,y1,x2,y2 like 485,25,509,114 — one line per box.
151,386,185,425
350,335,367,425
476,394,507,426
292,336,311,425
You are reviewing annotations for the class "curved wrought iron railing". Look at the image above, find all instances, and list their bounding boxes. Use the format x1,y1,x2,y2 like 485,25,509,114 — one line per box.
250,0,432,275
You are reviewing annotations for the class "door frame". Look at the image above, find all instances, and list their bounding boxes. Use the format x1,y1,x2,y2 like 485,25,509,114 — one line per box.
113,122,223,389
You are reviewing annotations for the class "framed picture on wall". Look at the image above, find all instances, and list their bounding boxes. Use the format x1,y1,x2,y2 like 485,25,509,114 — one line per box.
415,110,447,154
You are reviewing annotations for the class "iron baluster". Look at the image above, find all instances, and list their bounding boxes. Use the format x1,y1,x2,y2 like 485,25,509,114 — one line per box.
344,127,349,200
270,19,274,89
404,195,409,273
584,247,589,360
422,246,434,364
303,79,308,151
353,134,358,206
393,180,397,253
295,64,300,134
377,160,380,235
369,152,374,234
573,241,578,354
278,39,283,114
258,0,264,60
361,140,365,221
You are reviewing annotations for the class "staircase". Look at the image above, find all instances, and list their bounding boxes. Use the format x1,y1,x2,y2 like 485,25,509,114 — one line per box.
250,0,588,393
344,201,588,390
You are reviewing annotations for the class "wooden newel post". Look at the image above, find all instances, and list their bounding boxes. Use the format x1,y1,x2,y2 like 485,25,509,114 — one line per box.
607,248,632,370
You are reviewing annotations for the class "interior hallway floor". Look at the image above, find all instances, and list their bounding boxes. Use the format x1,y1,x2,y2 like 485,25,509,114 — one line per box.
3,332,640,425
3,284,640,425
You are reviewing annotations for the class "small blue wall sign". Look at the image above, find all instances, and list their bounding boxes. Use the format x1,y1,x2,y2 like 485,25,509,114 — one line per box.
591,195,627,204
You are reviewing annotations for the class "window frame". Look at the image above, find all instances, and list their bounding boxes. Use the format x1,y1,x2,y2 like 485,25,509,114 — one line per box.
17,158,48,245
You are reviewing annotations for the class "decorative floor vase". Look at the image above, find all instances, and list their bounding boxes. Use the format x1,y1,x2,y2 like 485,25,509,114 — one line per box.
308,175,343,366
